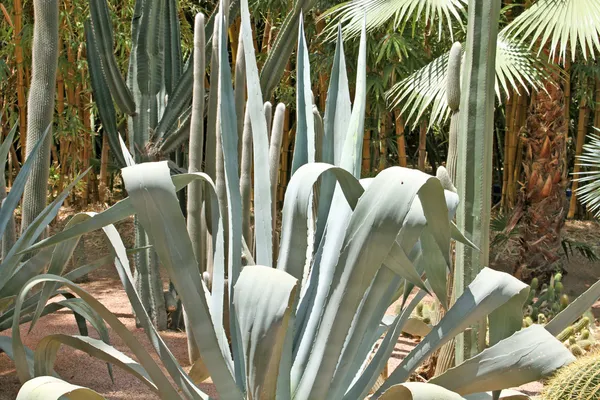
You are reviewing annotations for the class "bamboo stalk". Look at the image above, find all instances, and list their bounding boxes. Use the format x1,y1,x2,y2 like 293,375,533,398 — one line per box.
418,119,427,171
362,125,371,174
14,0,27,153
378,112,388,171
395,110,407,167
262,13,271,53
568,92,589,218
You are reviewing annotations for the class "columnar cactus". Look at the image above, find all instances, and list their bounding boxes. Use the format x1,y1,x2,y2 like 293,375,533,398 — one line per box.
445,42,462,183
21,0,60,236
453,0,501,363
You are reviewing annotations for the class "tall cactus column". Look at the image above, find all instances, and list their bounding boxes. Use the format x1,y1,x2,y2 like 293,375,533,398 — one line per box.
21,0,60,235
453,0,500,364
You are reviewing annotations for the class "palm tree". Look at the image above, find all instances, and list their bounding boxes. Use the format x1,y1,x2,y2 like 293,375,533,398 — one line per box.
325,0,600,280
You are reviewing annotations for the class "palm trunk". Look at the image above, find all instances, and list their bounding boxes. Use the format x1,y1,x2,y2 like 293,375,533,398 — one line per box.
568,86,590,219
510,80,568,282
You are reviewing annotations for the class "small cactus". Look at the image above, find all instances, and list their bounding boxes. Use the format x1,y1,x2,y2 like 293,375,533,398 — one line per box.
582,329,590,340
530,277,539,290
554,272,563,283
560,294,570,308
578,340,595,351
574,317,590,333
569,344,584,357
523,316,533,327
557,326,574,342
542,350,600,399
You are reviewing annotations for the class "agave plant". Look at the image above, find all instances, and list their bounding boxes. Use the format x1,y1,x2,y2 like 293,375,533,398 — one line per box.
0,123,121,368
85,0,324,330
9,2,598,399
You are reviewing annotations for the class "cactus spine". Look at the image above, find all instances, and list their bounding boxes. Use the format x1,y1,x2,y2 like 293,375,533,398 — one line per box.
446,42,462,183
543,351,600,399
21,0,60,236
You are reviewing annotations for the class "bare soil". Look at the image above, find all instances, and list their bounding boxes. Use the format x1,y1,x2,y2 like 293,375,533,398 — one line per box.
1,210,599,399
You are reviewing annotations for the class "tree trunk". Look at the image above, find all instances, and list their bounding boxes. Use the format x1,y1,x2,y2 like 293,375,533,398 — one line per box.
378,113,388,171
362,125,371,174
14,0,27,153
418,119,427,171
395,111,407,167
568,89,590,219
510,80,568,282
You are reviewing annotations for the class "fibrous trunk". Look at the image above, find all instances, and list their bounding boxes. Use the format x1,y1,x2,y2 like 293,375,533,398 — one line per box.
510,80,568,282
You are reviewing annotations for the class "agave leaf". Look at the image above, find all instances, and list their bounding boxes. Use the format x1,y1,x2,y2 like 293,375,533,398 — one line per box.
291,13,316,175
546,276,600,336
0,169,89,287
383,241,427,292
464,390,530,400
0,125,50,241
11,275,179,398
0,335,36,378
216,12,246,388
23,172,216,255
330,268,404,398
121,162,241,398
378,382,464,400
0,247,53,300
296,168,446,399
239,0,273,266
29,213,94,331
343,291,426,400
34,334,156,393
340,18,367,178
402,317,432,337
375,268,529,397
430,325,574,395
16,376,106,400
276,163,364,284
100,222,209,400
315,24,351,246
235,265,298,398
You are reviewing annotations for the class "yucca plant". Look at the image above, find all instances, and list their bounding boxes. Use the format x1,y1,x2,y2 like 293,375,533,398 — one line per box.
9,2,599,399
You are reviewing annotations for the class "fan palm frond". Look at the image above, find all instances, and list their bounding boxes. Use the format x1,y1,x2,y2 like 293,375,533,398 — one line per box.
387,32,551,127
573,130,600,217
505,0,600,62
321,0,466,41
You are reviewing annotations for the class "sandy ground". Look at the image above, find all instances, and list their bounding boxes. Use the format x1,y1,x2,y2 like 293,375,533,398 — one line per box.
1,213,598,399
